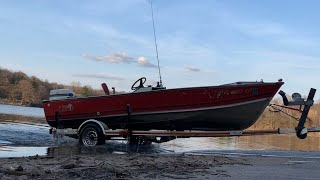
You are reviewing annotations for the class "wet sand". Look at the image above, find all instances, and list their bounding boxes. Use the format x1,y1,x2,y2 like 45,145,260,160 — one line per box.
1,152,320,180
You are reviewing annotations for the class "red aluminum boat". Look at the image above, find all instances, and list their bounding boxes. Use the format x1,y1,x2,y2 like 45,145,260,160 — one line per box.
43,77,284,131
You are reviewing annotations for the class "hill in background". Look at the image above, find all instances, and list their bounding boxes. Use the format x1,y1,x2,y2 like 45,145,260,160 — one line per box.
0,67,107,107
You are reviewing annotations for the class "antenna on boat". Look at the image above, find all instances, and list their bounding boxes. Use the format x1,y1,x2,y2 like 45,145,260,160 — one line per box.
149,0,163,87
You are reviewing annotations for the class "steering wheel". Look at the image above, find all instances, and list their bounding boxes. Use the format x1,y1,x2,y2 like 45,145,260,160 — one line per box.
131,77,147,91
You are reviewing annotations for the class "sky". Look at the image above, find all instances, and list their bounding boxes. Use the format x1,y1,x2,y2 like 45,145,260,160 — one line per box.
0,0,320,98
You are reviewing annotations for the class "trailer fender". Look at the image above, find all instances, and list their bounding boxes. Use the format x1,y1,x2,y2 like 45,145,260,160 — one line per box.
78,119,108,135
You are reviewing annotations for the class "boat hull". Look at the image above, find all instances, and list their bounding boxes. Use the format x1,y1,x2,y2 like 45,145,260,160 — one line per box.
46,97,270,130
43,81,283,131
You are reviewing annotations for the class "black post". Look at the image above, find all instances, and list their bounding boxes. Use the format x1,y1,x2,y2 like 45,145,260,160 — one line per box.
126,104,135,144
55,111,60,129
127,104,131,124
296,88,316,139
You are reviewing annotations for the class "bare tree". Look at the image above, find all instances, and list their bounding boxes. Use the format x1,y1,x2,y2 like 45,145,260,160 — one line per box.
18,80,35,105
81,85,94,97
69,81,82,96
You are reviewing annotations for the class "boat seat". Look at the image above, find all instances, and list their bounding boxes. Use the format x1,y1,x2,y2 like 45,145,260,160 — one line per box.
101,83,110,95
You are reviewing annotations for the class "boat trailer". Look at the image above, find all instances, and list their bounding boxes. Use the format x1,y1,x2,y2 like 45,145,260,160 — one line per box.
50,88,320,146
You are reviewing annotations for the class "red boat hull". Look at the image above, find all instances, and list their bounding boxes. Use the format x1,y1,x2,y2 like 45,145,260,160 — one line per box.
43,81,283,131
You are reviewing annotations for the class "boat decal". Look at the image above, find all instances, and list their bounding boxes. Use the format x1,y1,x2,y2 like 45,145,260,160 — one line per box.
57,104,74,112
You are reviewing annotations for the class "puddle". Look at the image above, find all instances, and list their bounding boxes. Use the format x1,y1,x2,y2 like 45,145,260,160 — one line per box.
0,146,48,158
46,141,165,157
0,123,75,147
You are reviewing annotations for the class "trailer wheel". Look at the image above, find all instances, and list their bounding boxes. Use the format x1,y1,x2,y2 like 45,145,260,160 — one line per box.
296,129,307,139
80,123,105,146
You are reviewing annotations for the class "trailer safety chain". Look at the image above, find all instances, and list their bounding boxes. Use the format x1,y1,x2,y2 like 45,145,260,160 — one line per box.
269,103,302,113
268,104,314,124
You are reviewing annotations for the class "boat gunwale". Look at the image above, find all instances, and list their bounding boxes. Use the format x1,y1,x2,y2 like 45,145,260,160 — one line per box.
43,81,284,103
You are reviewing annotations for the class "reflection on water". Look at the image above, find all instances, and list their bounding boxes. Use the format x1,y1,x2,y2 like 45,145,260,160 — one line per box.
160,135,320,153
0,123,71,147
47,141,166,157
161,137,239,153
237,134,320,151
45,135,320,157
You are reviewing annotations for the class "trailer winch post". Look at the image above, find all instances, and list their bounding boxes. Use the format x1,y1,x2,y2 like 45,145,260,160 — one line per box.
279,88,317,139
296,88,316,139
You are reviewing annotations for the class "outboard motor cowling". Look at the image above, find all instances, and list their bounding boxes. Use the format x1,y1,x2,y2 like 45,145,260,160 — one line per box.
49,89,74,100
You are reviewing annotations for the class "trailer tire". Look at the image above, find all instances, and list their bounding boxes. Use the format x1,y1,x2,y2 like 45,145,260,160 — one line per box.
79,123,105,146
296,129,307,139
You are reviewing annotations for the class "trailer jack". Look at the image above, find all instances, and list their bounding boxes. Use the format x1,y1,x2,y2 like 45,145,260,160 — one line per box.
279,88,316,139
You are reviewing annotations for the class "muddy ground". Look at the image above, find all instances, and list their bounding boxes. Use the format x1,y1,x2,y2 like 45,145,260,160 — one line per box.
1,152,320,180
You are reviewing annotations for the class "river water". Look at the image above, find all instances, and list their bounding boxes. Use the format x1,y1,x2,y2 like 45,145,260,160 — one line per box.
1,104,320,158
0,104,44,117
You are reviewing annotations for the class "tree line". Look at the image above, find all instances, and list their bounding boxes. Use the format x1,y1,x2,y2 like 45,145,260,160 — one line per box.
0,67,105,106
